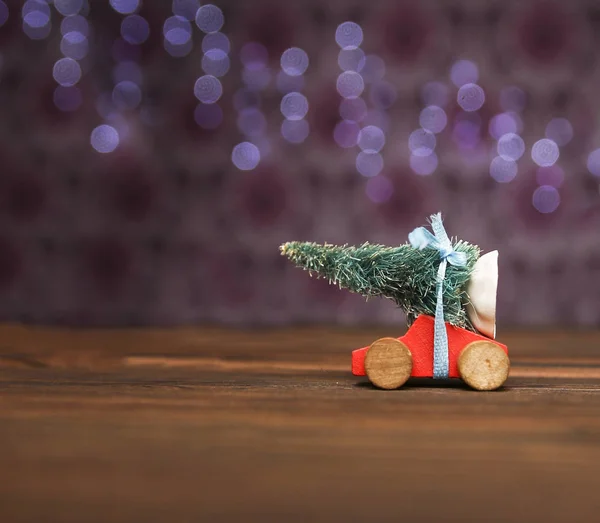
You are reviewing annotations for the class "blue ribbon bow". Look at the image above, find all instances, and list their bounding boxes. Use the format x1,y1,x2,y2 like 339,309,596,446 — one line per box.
408,213,467,379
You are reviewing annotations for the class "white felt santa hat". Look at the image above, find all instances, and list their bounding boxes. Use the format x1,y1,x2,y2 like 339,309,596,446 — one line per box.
465,250,498,339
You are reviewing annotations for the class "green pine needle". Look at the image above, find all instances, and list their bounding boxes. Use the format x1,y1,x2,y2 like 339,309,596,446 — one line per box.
280,239,480,331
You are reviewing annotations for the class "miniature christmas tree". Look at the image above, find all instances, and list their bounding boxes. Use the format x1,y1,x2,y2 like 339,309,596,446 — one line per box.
280,215,481,332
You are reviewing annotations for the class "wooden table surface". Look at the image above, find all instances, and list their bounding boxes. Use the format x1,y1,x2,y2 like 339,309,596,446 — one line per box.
2,323,600,523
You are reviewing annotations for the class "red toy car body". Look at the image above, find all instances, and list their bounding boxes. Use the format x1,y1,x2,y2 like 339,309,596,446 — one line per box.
352,315,509,389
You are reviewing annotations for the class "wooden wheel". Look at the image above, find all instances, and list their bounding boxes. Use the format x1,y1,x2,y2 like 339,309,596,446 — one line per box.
364,338,412,390
458,341,510,391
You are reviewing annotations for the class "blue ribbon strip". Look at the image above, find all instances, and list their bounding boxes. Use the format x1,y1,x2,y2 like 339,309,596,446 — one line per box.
408,214,467,379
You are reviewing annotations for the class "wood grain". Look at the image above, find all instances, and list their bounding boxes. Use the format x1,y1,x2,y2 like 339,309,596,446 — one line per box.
1,325,600,523
364,337,412,389
458,340,510,390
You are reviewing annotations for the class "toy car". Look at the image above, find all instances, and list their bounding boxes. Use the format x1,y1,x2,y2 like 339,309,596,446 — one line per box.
351,314,509,391
281,214,508,391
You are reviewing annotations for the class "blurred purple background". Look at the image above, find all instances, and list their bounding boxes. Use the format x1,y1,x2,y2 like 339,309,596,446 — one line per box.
1,0,600,328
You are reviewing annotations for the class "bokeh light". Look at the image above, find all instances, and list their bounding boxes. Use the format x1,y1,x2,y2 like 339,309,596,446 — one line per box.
357,125,385,154
532,185,560,213
335,21,363,50
61,14,89,36
91,124,120,153
164,38,193,58
61,31,89,61
276,71,304,94
237,108,267,137
536,166,564,188
450,59,479,88
545,117,573,147
53,85,83,112
410,152,438,176
22,0,51,39
333,120,360,148
23,20,52,40
419,105,447,134
0,1,8,28
53,57,82,87
369,81,396,110
457,83,485,112
194,102,223,130
338,48,365,72
121,15,150,45
339,97,367,122
202,32,230,54
497,133,525,161
195,4,224,34
500,86,526,113
163,15,192,45
532,138,560,167
488,112,518,140
55,0,83,16
280,47,309,76
112,80,142,110
489,156,518,183
201,49,230,77
23,11,49,30
172,0,200,21
359,55,385,84
280,92,309,121
232,142,260,171
421,81,449,107
240,42,268,71
408,128,436,157
366,175,394,203
356,151,384,177
112,61,142,85
23,0,50,22
281,119,309,144
110,0,139,15
336,71,364,99
193,75,222,104
587,149,600,177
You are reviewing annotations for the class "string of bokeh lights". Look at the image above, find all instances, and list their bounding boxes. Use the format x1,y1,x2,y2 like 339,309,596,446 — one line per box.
230,42,270,171
21,0,88,110
279,46,310,145
52,1,89,115
490,82,566,213
231,41,311,171
333,21,397,204
194,3,227,134
91,0,144,153
4,3,600,214
164,1,195,58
